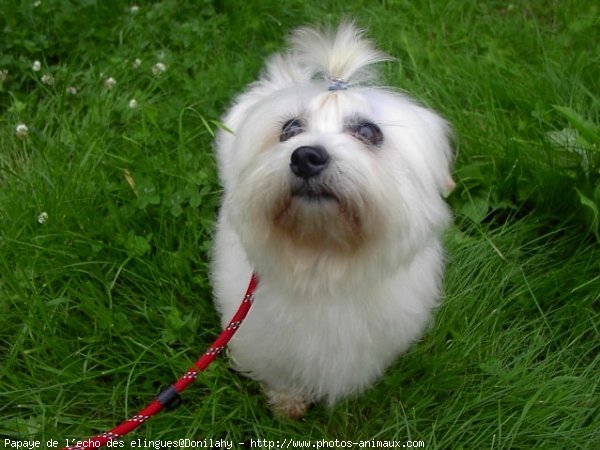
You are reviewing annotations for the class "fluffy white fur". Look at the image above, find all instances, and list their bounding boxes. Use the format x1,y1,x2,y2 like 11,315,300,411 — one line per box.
211,23,453,417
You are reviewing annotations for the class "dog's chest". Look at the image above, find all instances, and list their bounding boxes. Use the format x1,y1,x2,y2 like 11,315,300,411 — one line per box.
228,284,414,398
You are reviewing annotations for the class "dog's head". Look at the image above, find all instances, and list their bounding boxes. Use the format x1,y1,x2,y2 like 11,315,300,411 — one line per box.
216,23,453,292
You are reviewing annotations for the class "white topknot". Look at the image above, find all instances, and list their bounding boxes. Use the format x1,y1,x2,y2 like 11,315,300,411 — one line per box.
262,22,391,90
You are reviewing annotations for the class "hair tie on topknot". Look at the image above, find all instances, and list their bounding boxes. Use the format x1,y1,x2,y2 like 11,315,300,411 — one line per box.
328,77,349,91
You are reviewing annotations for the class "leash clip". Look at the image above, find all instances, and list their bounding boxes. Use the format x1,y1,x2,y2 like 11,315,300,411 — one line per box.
156,384,184,411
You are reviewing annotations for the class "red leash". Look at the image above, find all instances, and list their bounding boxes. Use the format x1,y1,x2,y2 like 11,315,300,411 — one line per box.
62,274,259,450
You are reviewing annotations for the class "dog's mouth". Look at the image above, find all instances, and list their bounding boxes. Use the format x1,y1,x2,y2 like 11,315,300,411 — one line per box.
291,182,339,203
268,178,368,254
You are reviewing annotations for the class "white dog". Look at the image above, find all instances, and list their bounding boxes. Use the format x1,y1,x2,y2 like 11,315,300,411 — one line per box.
211,22,453,418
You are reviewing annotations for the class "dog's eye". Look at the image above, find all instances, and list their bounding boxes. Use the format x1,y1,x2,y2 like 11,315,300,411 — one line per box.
350,122,383,146
280,118,305,142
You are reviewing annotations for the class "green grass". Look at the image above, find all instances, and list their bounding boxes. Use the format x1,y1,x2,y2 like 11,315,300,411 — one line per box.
1,0,598,448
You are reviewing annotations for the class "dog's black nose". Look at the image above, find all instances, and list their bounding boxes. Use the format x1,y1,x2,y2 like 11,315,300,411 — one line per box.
290,145,330,179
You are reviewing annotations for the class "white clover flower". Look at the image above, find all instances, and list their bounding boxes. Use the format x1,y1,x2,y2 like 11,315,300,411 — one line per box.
41,73,54,85
104,77,116,89
128,99,138,109
66,86,77,95
16,124,29,139
152,62,166,76
33,1,42,7
129,5,140,14
132,58,142,69
32,60,41,72
38,212,48,224
0,69,8,83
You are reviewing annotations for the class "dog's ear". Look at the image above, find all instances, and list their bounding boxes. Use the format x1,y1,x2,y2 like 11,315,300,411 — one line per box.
214,51,310,190
214,94,250,191
213,95,273,194
399,98,455,198
429,116,455,197
373,90,455,199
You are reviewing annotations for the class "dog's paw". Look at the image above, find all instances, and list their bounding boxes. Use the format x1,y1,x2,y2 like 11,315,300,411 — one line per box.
263,386,311,419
